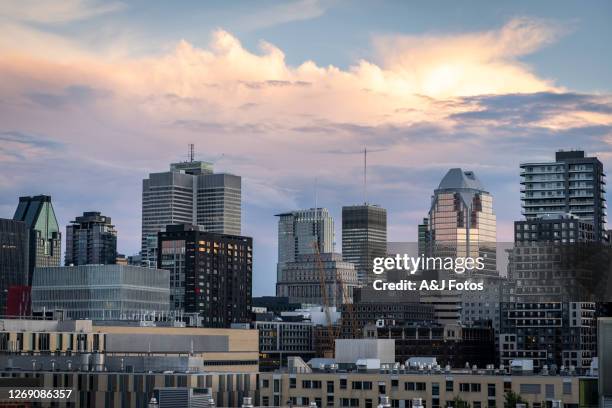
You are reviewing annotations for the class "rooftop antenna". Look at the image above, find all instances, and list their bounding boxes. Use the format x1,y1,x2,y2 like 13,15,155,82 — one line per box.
314,177,318,211
188,143,194,162
363,147,368,205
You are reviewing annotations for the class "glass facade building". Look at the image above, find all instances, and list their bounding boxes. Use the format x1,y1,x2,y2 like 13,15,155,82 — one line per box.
13,195,61,283
424,168,497,277
31,265,170,320
65,211,117,266
0,218,29,314
342,205,387,286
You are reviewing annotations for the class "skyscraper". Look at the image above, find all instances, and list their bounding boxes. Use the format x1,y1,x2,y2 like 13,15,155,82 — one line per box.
0,218,29,314
276,253,358,307
275,208,334,281
65,211,117,266
419,169,497,324
424,168,497,277
342,204,387,285
13,195,61,283
141,157,241,266
157,224,252,327
520,150,607,240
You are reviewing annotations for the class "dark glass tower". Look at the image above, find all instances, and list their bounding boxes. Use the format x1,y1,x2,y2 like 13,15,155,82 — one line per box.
13,195,61,283
157,224,252,327
0,218,29,313
65,211,117,266
341,204,387,285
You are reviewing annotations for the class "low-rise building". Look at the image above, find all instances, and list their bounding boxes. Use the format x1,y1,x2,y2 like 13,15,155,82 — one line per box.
254,318,315,372
259,368,596,408
0,318,260,406
364,321,497,369
31,264,170,320
0,318,259,374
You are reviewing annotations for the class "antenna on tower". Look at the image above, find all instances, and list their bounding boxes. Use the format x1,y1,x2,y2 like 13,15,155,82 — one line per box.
363,147,367,205
188,144,194,162
314,177,318,210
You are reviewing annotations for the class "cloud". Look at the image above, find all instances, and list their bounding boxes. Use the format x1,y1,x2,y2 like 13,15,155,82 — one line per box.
0,16,610,294
236,0,329,31
372,17,564,98
26,85,111,108
0,0,125,24
0,131,62,161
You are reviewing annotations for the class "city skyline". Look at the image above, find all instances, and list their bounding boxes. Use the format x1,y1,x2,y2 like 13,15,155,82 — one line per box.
1,1,611,296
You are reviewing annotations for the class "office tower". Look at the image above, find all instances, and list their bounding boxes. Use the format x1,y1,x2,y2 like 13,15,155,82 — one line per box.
13,195,61,283
417,217,429,256
520,150,607,240
196,173,241,234
423,168,497,276
158,224,252,327
276,253,358,307
65,211,117,266
342,205,387,285
141,157,241,266
0,218,29,314
419,169,497,324
275,208,334,282
31,264,170,320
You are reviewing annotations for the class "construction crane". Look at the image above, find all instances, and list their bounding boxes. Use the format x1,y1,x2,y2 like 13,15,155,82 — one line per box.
313,241,337,357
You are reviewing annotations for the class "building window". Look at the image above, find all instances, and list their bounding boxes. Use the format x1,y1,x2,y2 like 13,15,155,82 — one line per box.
327,381,334,393
519,384,541,395
446,381,454,392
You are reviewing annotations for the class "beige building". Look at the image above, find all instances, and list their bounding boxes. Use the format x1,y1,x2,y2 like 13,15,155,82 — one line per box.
0,319,259,373
259,370,596,408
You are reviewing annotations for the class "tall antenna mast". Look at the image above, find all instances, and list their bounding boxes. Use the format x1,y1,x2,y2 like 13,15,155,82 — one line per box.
363,147,367,205
314,177,319,251
188,143,194,162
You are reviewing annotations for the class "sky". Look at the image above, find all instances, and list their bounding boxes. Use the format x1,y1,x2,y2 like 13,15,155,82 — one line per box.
0,0,611,296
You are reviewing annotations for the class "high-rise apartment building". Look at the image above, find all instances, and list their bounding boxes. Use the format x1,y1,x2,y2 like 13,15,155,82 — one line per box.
141,158,241,266
499,302,596,371
65,211,117,266
0,218,29,313
275,208,334,281
13,195,61,283
342,205,387,285
157,224,252,327
423,168,497,277
520,150,607,240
